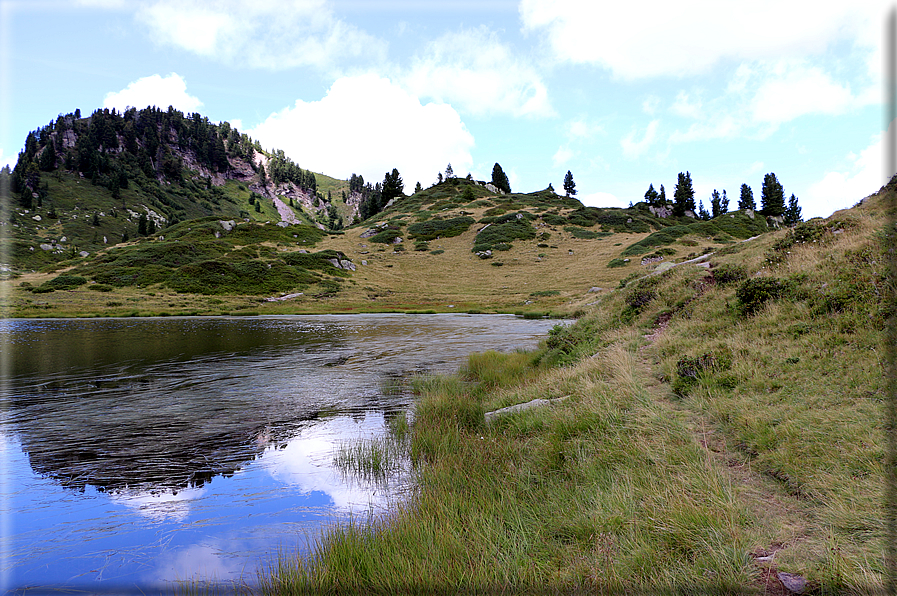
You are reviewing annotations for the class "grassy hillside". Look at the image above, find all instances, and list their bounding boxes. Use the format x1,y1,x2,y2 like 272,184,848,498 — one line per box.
261,185,890,593
6,174,773,317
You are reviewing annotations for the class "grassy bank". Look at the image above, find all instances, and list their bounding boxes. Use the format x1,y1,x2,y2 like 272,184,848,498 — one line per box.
260,190,889,594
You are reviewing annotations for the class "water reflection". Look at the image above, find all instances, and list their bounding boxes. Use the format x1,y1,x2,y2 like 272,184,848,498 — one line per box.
2,314,561,589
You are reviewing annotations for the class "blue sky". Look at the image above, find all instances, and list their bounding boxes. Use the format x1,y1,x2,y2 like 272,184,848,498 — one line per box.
0,0,890,218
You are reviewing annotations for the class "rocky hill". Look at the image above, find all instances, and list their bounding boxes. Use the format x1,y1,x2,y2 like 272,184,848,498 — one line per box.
3,106,783,317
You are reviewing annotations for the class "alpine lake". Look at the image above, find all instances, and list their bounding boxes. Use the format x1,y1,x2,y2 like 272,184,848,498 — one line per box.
1,314,561,592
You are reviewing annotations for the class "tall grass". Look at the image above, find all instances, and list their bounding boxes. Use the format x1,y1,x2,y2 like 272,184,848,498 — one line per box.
263,342,757,593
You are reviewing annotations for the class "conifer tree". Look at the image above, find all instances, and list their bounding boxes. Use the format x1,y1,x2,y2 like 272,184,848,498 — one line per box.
445,163,454,179
710,189,722,218
414,181,422,194
698,200,710,220
738,183,755,210
721,190,729,213
137,214,148,236
491,163,511,193
672,172,696,216
760,173,785,217
563,170,576,197
783,193,803,226
658,184,666,204
644,183,659,206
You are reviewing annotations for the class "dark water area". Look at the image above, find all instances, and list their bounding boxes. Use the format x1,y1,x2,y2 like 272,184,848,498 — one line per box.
0,314,560,592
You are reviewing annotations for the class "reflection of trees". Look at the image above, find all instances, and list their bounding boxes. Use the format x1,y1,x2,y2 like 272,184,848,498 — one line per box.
14,377,322,492
6,318,352,493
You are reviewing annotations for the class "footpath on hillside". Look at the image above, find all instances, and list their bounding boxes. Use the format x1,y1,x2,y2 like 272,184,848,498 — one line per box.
637,321,816,596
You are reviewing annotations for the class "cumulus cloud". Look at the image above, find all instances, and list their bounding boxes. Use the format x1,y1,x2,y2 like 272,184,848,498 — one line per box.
402,26,553,117
750,62,857,125
620,120,659,159
135,0,385,70
552,145,575,168
668,60,874,145
804,131,889,218
519,0,884,80
247,74,474,188
103,73,203,112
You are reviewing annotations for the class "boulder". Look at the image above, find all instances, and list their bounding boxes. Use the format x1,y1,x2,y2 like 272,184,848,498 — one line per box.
219,220,236,231
776,572,806,594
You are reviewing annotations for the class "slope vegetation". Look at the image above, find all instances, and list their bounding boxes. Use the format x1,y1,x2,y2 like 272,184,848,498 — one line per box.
264,184,889,593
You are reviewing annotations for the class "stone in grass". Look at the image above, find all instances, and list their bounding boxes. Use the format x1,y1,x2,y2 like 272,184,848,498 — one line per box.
777,572,807,594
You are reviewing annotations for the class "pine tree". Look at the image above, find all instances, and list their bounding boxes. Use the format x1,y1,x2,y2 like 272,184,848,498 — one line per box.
137,214,148,236
563,170,576,197
491,163,511,193
760,173,785,217
672,172,696,216
783,194,803,226
710,189,722,218
147,218,156,235
658,184,666,204
258,163,267,187
698,200,710,220
445,163,454,179
721,190,729,214
414,181,422,194
644,183,659,206
738,183,755,210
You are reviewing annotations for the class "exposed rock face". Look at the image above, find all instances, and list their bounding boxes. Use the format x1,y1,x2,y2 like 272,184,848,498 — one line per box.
649,205,673,218
219,220,236,232
326,258,356,272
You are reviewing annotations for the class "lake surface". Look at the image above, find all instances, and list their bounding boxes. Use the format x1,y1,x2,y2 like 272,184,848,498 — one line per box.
0,314,560,592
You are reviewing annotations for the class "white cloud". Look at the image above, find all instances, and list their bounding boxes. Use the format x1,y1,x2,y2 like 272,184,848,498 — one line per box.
519,0,885,80
670,91,702,119
804,130,889,218
750,62,857,125
642,96,660,116
620,120,659,159
403,26,553,117
668,60,874,145
135,0,385,70
567,117,602,140
247,74,474,188
103,73,203,112
552,145,575,168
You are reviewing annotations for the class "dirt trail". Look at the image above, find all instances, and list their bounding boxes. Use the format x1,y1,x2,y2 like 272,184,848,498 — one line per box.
636,325,815,595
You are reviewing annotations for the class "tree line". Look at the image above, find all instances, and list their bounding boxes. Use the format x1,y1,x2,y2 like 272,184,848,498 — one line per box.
642,171,802,226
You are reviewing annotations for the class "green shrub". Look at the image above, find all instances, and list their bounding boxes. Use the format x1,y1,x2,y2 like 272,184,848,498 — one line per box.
529,290,560,297
430,249,445,255
407,216,475,241
713,263,747,286
369,228,403,244
735,277,790,315
472,217,536,253
43,275,88,289
88,283,114,292
607,258,630,268
672,350,733,395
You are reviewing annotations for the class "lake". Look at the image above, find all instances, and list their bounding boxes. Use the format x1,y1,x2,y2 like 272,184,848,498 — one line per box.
1,314,560,592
